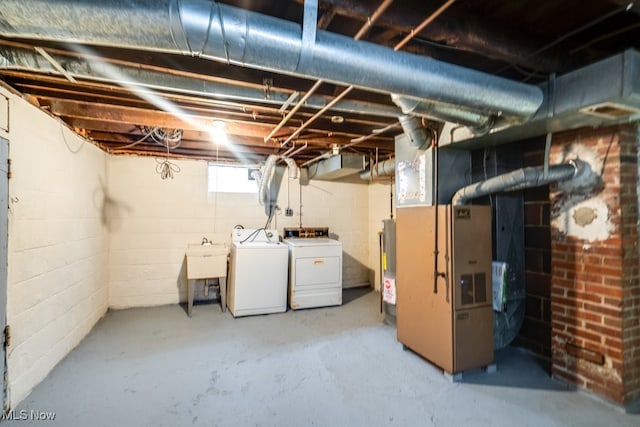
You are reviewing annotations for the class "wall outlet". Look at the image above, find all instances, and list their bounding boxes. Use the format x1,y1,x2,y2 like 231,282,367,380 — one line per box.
285,208,294,217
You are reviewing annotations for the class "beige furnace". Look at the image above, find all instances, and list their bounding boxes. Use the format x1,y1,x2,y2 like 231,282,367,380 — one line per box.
396,205,494,374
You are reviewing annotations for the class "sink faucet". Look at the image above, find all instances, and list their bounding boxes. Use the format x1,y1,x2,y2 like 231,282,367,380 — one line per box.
202,237,210,245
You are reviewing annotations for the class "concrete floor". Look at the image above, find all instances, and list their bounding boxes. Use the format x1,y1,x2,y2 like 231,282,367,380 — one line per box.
6,288,638,427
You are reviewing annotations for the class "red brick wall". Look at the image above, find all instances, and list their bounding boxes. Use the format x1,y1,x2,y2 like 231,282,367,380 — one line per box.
514,143,552,367
549,124,640,406
621,125,640,405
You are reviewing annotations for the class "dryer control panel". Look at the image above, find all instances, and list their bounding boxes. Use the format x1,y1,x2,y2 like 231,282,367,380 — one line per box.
283,227,329,239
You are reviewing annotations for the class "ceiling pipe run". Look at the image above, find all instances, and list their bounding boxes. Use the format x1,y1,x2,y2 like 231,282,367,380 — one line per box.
0,0,543,122
391,94,498,134
451,160,583,205
397,114,431,149
359,158,395,180
0,44,402,118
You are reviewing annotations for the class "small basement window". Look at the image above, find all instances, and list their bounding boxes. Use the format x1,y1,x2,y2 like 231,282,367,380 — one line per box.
208,164,258,193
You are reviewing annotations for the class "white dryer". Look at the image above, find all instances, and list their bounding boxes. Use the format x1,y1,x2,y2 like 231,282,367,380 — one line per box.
227,228,289,317
285,237,343,310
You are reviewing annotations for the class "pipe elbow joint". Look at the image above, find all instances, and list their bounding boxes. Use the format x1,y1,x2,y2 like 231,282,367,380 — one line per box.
568,158,586,179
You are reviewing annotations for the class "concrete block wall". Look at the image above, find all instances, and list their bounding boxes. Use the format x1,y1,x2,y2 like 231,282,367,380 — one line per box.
549,124,640,406
108,157,375,308
367,180,395,291
108,157,220,308
291,177,371,288
1,87,109,407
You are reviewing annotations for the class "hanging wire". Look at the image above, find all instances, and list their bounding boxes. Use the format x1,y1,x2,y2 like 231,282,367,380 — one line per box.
155,134,181,180
112,126,183,151
144,126,183,150
156,157,181,179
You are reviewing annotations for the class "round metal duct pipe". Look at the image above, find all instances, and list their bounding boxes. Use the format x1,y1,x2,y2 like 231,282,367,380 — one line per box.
397,115,430,149
0,0,544,121
391,94,495,130
451,161,582,205
359,158,395,180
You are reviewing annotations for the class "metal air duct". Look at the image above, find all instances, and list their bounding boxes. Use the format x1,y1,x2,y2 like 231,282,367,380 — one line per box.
391,94,497,134
0,0,543,122
310,154,365,180
397,115,430,149
449,50,640,147
451,161,582,205
0,44,402,118
359,158,395,180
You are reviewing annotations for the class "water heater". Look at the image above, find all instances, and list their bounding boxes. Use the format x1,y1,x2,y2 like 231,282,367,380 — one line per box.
396,205,494,374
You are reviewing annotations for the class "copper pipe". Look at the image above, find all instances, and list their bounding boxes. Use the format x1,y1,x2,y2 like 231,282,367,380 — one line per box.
280,86,353,146
354,0,395,40
263,79,324,143
279,0,396,149
394,0,458,51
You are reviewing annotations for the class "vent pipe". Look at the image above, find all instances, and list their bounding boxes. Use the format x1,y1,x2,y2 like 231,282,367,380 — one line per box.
398,115,431,149
0,0,543,122
391,94,497,133
359,158,395,180
0,45,402,118
452,160,583,205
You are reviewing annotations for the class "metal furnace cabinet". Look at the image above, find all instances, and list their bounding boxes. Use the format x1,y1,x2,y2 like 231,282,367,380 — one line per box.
396,205,494,374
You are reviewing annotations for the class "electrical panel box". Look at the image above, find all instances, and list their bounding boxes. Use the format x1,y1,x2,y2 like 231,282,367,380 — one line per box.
396,205,493,374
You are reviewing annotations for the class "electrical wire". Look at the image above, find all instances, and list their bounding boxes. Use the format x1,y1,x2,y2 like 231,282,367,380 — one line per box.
144,126,183,150
110,127,156,151
113,126,183,151
412,36,468,52
156,157,180,179
155,129,182,180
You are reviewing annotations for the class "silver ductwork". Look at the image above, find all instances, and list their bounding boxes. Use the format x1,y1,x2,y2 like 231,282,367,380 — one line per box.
451,161,582,205
391,94,497,133
449,50,640,147
398,115,430,149
0,0,543,123
0,44,402,118
359,158,395,180
309,154,366,180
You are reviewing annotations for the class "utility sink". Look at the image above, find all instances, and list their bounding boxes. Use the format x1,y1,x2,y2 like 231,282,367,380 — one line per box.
186,243,228,280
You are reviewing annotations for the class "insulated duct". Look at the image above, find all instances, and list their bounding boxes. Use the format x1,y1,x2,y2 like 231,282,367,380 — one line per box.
283,157,299,180
0,0,543,122
256,155,298,216
451,161,582,205
257,154,279,211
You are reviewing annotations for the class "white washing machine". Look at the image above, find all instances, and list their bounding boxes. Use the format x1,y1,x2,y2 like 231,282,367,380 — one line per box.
227,228,289,317
285,237,343,310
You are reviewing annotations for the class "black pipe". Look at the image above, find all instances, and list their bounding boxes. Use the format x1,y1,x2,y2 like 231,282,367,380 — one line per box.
432,138,447,293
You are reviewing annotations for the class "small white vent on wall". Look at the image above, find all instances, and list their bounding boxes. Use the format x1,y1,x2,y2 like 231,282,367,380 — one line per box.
579,102,640,120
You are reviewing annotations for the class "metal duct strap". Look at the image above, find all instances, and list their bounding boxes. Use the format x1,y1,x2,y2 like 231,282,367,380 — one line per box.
297,0,318,72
